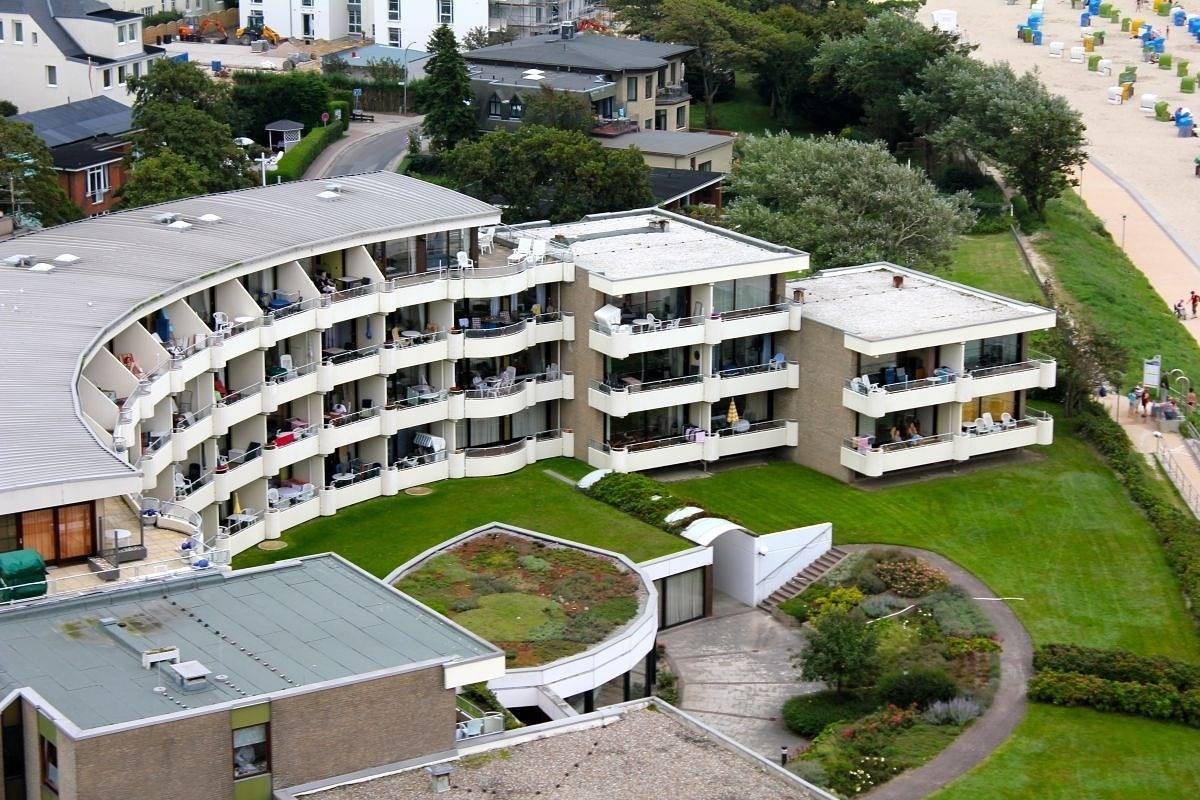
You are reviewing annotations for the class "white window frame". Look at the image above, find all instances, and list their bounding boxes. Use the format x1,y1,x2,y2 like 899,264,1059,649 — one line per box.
133,60,142,78
248,10,264,27
118,65,127,84
103,68,113,89
347,2,361,35
388,26,400,47
388,0,400,22
46,65,57,86
438,0,453,25
14,21,24,43
86,166,110,205
117,24,126,43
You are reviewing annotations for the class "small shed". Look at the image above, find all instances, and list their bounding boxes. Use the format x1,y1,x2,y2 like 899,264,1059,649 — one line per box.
265,119,304,152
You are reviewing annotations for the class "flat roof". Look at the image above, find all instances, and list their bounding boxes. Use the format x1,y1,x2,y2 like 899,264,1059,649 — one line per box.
0,555,499,731
0,172,499,508
648,167,723,205
302,705,815,800
598,129,734,157
790,264,1055,343
520,209,804,283
466,32,693,72
471,63,615,94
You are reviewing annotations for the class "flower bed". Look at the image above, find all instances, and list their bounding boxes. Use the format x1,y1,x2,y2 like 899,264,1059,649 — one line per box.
394,531,642,667
781,549,1000,797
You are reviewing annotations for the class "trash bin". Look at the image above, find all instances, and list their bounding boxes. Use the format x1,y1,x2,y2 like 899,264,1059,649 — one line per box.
1034,30,1044,45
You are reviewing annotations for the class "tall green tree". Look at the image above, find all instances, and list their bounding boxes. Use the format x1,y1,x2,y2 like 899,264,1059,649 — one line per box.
422,25,477,151
521,87,595,134
130,102,251,193
0,117,80,227
799,610,880,694
608,0,663,35
463,25,518,49
812,11,971,146
651,0,773,128
727,134,974,270
230,71,330,138
119,148,209,209
127,57,233,121
443,125,652,223
903,56,1087,219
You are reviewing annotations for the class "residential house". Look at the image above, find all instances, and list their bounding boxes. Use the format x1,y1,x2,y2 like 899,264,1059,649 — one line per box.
596,128,735,172
0,0,164,113
11,95,134,214
647,167,724,212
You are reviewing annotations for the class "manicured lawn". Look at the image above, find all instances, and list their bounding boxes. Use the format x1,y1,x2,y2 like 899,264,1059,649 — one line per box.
1034,192,1200,386
933,705,1200,800
670,423,1200,660
232,459,687,576
944,233,1044,304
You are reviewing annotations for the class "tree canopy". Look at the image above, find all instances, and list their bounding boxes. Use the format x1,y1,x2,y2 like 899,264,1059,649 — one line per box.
0,117,80,227
463,25,518,50
230,71,330,139
521,87,595,134
442,125,653,223
422,25,477,151
799,610,880,694
727,134,974,270
119,149,209,209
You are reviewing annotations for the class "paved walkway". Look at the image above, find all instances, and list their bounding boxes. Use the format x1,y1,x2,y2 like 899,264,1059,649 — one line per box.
846,546,1032,800
304,113,421,179
658,592,816,759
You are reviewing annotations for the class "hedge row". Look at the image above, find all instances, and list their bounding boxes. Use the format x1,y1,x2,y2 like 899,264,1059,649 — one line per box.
1029,670,1200,726
1034,643,1200,691
268,106,347,182
1074,400,1200,620
586,472,736,533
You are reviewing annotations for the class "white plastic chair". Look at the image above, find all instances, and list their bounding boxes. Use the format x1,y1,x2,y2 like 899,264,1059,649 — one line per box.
526,239,547,265
173,471,192,499
1048,41,1063,58
982,412,996,431
1000,412,1017,429
507,238,532,264
456,250,474,269
974,417,989,434
279,354,294,379
644,313,662,331
267,487,280,508
1070,46,1085,63
479,227,495,253
212,311,231,333
301,483,316,501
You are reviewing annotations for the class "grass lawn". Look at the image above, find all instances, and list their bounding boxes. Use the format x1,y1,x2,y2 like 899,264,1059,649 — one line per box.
1033,192,1200,387
944,233,1044,304
689,72,799,135
669,423,1199,660
933,705,1200,800
232,458,687,576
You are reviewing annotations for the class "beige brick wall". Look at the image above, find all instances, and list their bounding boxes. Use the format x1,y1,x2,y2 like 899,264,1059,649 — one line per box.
559,279,607,460
270,667,454,790
779,319,858,481
71,708,232,800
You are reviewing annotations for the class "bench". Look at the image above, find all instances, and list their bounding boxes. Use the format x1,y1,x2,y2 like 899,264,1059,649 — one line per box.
351,111,375,122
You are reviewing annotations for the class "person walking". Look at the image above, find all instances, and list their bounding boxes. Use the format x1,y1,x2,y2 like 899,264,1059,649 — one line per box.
1142,389,1154,419
1128,387,1139,418
1190,290,1199,318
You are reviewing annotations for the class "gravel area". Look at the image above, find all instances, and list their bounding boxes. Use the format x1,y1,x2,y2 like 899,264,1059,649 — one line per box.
313,707,811,799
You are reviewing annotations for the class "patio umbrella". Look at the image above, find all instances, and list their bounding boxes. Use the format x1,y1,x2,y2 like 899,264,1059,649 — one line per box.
232,492,242,516
726,398,739,426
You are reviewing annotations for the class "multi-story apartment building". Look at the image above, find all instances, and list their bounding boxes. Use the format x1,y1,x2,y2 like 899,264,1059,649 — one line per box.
488,0,585,38
466,29,694,134
786,264,1057,481
0,172,1055,576
0,0,164,113
237,0,486,46
0,553,504,800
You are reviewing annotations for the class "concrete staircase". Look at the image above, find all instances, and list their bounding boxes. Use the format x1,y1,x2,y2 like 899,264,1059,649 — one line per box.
760,546,850,610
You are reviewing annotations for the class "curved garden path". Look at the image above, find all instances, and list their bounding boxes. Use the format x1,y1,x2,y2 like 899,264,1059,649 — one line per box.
843,545,1033,800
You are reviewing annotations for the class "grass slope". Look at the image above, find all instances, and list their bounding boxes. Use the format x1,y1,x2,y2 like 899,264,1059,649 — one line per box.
671,420,1198,659
944,232,1044,304
232,459,687,575
933,706,1200,800
689,72,799,134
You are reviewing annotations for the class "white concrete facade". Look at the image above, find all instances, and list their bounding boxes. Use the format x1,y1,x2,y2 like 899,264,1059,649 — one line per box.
371,0,487,50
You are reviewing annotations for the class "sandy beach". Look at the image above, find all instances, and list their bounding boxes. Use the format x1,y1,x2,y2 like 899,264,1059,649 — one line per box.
932,1,1200,263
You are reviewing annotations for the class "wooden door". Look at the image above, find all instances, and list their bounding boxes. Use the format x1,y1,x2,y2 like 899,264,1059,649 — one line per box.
18,510,55,562
56,504,93,562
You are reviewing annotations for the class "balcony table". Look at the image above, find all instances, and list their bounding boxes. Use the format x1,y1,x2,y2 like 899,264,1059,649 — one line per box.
233,315,256,326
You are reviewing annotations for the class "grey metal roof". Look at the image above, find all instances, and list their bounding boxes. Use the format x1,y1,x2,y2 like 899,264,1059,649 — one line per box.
467,32,693,72
265,119,305,131
10,96,134,148
0,554,499,730
471,63,615,95
0,0,123,61
0,172,499,508
648,168,724,205
598,130,734,158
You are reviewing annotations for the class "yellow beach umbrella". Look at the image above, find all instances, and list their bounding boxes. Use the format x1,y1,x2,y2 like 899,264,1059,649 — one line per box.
726,398,739,426
232,492,242,516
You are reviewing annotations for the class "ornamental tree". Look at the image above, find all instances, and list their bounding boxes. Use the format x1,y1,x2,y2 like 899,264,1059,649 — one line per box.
799,610,880,694
422,25,477,151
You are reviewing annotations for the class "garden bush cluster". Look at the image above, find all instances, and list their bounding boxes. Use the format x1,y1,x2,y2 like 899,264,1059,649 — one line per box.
1034,643,1200,690
1074,400,1200,623
586,472,733,533
874,558,950,597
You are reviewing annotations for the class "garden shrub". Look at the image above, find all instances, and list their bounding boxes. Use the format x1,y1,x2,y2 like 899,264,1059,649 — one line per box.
945,636,1001,658
809,586,865,618
860,593,907,619
268,116,344,182
460,683,523,729
1028,671,1187,722
1033,643,1200,690
782,690,881,737
518,554,550,573
875,558,950,597
778,582,833,623
470,575,516,596
786,759,829,786
655,666,679,705
591,596,638,623
923,588,995,637
923,697,981,725
449,597,479,612
562,611,611,644
877,667,957,709
586,471,736,533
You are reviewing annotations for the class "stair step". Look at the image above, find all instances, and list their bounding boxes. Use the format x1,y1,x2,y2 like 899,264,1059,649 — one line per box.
760,547,852,609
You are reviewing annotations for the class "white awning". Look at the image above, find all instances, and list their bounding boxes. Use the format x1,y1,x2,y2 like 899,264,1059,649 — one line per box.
594,304,621,327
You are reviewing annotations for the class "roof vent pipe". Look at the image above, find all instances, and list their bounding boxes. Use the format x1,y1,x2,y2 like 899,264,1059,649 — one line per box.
892,274,904,289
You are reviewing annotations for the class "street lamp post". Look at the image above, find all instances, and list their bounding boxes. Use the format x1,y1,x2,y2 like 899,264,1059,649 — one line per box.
402,41,418,115
1121,214,1127,249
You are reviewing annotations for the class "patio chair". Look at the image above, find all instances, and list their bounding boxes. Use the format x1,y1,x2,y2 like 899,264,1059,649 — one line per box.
479,227,495,253
1000,412,1018,429
456,251,475,270
982,412,997,432
861,374,877,392
301,483,316,501
173,471,192,499
279,354,294,379
644,313,663,331
974,416,991,434
771,353,787,370
507,238,533,265
526,239,547,266
267,488,280,508
212,311,232,334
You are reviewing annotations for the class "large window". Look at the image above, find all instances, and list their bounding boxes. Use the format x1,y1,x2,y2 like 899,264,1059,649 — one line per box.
644,74,653,98
963,334,1021,371
606,406,687,447
604,347,692,387
233,724,270,779
439,0,453,24
86,166,110,204
713,334,774,373
117,23,126,43
658,567,705,627
40,736,57,794
388,26,401,46
487,93,502,118
857,407,937,447
18,502,96,565
711,392,770,432
857,348,939,386
388,0,400,21
607,287,690,321
348,0,362,33
963,392,1019,425
713,276,771,313
626,76,637,101
14,21,24,43
509,96,523,119
676,106,685,129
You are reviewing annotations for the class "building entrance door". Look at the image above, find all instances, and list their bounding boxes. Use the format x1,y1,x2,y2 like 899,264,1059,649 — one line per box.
17,502,96,565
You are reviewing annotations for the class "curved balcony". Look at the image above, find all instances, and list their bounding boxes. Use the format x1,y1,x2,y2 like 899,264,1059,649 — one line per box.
323,343,383,387
462,437,535,478
840,433,957,478
382,330,450,372
319,406,383,453
172,404,215,461
384,390,451,434
464,379,537,418
706,300,800,342
842,373,959,418
266,360,319,407
710,361,799,400
329,281,380,324
588,374,705,418
214,446,265,501
588,315,706,359
214,383,263,433
135,433,174,490
460,319,536,359
214,316,263,362
588,433,705,473
967,356,1057,397
264,423,320,473
262,296,323,343
714,418,796,458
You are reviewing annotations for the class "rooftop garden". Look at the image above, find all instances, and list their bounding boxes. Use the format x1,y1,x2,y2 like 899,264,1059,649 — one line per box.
394,530,643,667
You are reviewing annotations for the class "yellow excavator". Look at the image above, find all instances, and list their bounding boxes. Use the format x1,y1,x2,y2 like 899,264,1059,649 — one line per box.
236,23,281,46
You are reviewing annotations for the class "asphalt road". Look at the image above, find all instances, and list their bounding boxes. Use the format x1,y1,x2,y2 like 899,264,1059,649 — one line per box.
319,122,420,178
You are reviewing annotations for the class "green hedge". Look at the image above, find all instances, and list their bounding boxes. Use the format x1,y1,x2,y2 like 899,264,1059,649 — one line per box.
585,471,737,533
782,690,880,737
1035,643,1200,690
1074,401,1200,625
1029,670,1200,725
268,110,345,182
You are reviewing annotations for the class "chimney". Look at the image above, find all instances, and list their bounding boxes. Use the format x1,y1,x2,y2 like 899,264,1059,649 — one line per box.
892,274,904,289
